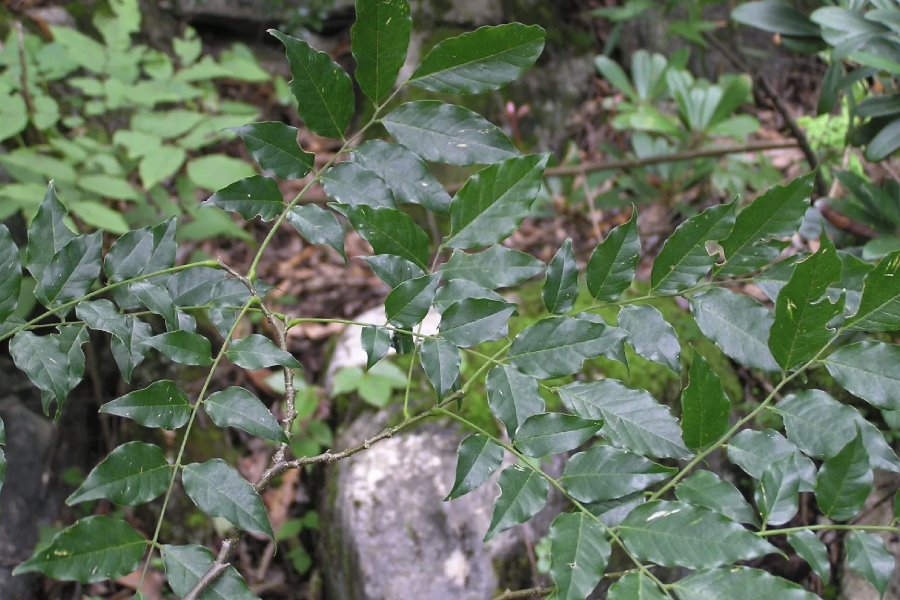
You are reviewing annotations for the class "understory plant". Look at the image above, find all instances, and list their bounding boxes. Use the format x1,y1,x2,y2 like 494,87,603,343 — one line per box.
3,2,900,600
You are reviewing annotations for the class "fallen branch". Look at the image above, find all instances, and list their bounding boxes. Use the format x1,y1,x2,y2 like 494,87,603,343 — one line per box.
490,586,554,600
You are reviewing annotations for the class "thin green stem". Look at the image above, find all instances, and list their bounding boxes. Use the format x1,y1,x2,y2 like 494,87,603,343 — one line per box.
757,524,900,537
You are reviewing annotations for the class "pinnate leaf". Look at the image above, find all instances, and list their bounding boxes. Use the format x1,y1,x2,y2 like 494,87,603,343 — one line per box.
788,530,830,584
680,352,730,448
484,465,548,541
816,429,873,521
847,531,894,598
440,245,544,289
548,511,610,600
183,459,273,538
675,470,757,525
321,162,397,209
353,140,450,214
486,365,544,439
333,204,430,270
204,387,288,443
619,304,681,375
586,209,639,301
445,434,504,500
351,0,411,102
775,390,857,458
231,122,313,180
438,298,516,347
561,445,675,503
824,341,900,410
67,441,171,506
514,413,603,457
201,175,284,222
100,380,191,429
542,239,579,314
385,273,440,328
227,334,302,369
145,331,212,366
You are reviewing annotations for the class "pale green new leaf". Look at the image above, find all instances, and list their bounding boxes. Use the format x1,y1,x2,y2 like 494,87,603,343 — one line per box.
445,434,504,500
561,445,675,503
816,430,872,522
672,567,821,600
543,239,579,314
486,365,545,440
231,121,314,180
514,413,603,457
440,245,544,289
100,380,191,430
484,465,548,541
788,530,830,584
353,140,450,214
824,341,900,410
227,334,302,369
183,459,273,538
420,337,460,398
67,442,171,506
351,0,411,102
161,544,260,600
204,387,288,443
619,304,681,375
847,531,894,598
586,209,639,301
680,352,730,448
548,511,610,600
675,470,757,525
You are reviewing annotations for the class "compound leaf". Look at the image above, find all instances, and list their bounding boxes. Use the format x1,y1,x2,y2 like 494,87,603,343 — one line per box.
727,429,816,492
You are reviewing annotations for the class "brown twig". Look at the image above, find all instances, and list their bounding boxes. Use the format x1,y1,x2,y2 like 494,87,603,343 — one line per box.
15,21,37,127
490,586,553,600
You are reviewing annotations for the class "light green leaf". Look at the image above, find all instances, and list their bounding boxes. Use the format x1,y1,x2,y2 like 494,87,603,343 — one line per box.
561,445,675,503
100,380,191,429
675,470,757,525
69,201,130,234
351,0,411,102
680,352,729,448
132,110,204,138
382,101,519,166
514,413,603,457
231,121,314,180
361,325,391,370
607,573,667,600
484,465,548,541
420,337,460,398
353,140,451,214
447,153,550,249
138,145,186,190
774,390,857,458
542,239,579,314
788,530,830,584
183,459,273,538
690,288,779,372
438,298,516,347
13,516,146,583
619,304,681,375
619,500,777,568
204,387,288,443
445,434,504,500
287,204,346,261
145,331,212,366
270,30,354,139
360,255,424,288
161,544,261,600
321,162,397,209
816,430,872,522
227,334,302,369
67,442,171,506
823,341,900,410
201,175,284,221
187,155,256,191
440,245,544,289
650,201,736,294
332,204,430,270
486,365,544,440
0,224,21,323
756,453,801,526
548,511,610,600
672,567,821,600
586,209,640,301
560,380,691,460
847,531,894,598
385,273,440,328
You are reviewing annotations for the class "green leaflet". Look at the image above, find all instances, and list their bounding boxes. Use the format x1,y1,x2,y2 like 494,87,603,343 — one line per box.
201,175,285,221
10,331,72,417
270,30,354,139
672,567,821,600
385,273,440,328
484,465,548,541
409,23,545,94
67,441,171,506
774,390,857,458
0,224,21,323
182,459,273,538
162,544,260,600
26,184,76,283
419,337,460,398
360,255,424,289
361,325,391,370
675,470,758,525
680,352,730,448
769,232,843,371
542,239,579,314
445,434,504,500
847,531,895,598
824,341,900,410
727,429,816,492
320,162,397,209
788,530,830,584
438,298,516,347
485,364,545,440
144,330,211,366
446,153,550,249
755,453,802,526
351,0,411,102
13,516,146,583
560,379,692,460
815,430,873,522
332,203,430,270
100,380,191,430
586,209,640,301
619,500,777,568
204,387,288,443
846,249,900,331
548,511,610,600
514,413,603,457
561,445,675,503
440,245,544,289
230,122,314,180
353,140,451,214
381,101,519,166
433,280,505,313
35,231,103,310
607,573,667,600
618,304,681,375
650,200,736,294
226,334,302,369
287,204,346,262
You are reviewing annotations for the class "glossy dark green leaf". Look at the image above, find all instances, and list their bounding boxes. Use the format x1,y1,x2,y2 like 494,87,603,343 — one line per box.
351,0,411,102
381,101,519,166
690,288,780,372
731,1,819,36
852,411,900,473
360,255,424,288
650,201,736,294
26,184,76,283
321,162,397,209
514,413,602,457
204,387,288,443
183,459,273,538
508,316,627,380
100,380,191,429
410,23,545,94
361,324,391,370
0,224,21,323
728,429,816,491
680,352,729,448
35,232,103,309
391,330,415,354
420,337,460,398
9,331,71,417
770,231,843,371
619,500,777,568
440,245,544,289
847,531,894,598
201,175,284,221
486,365,544,440
432,279,505,313
227,334,302,369
788,530,830,584
13,516,146,583
587,493,646,528
561,445,675,503
542,239,578,314
161,544,260,600
385,273,440,328
104,218,176,284
847,249,900,331
824,341,900,410
560,380,692,460
619,304,681,375
672,567,821,600
145,331,212,366
286,204,346,261
484,465,548,541
270,30,354,139
586,209,640,301
775,390,857,458
438,298,516,347
866,117,900,162
675,470,757,525
607,573,667,600
231,122,314,180
167,267,225,307
755,453,801,526
132,282,179,331
67,442,171,506
718,174,812,276
548,511,610,600
353,140,451,214
447,153,549,249
332,203,430,270
445,434,504,500
816,430,872,521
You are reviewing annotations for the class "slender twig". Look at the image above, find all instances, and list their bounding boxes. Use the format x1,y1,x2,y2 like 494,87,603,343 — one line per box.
490,586,553,600
14,21,38,137
758,523,900,537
